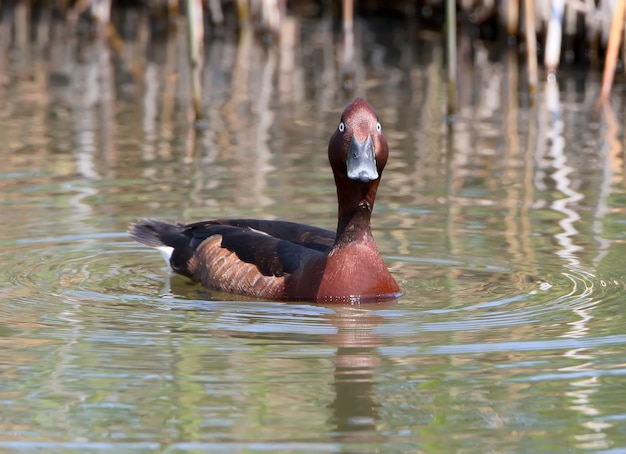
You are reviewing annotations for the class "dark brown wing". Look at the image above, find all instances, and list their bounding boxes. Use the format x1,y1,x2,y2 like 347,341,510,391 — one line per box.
129,218,335,280
185,219,336,252
182,220,334,276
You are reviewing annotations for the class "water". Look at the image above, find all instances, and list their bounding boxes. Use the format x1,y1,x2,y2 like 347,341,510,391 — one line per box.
1,4,626,452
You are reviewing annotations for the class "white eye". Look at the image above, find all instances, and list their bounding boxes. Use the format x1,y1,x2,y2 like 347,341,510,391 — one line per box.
376,122,382,132
339,122,345,132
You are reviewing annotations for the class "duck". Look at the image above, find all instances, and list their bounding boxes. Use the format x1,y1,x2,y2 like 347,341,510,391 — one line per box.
128,98,401,303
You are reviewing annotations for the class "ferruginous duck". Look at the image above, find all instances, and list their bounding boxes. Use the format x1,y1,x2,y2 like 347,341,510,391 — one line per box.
128,98,401,303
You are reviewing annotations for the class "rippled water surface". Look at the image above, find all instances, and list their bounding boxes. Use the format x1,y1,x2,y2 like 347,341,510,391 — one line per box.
1,4,626,453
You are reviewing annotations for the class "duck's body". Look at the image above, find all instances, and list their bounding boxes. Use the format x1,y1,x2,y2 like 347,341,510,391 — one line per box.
129,98,401,303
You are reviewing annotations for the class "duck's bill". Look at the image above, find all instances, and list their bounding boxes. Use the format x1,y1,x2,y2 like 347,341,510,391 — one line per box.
347,134,378,183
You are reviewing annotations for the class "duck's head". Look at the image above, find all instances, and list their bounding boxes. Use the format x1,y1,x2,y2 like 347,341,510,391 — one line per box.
328,98,389,185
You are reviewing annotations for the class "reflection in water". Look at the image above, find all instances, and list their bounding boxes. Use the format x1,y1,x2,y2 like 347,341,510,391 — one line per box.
593,102,622,266
326,308,382,438
544,77,584,268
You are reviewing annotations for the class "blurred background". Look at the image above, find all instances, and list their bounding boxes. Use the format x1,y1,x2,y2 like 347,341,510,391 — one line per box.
1,1,626,452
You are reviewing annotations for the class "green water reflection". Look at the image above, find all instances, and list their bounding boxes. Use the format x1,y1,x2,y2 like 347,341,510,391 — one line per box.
0,3,626,453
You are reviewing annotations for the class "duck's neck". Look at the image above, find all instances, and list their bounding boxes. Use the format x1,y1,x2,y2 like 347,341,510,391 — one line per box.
334,179,379,248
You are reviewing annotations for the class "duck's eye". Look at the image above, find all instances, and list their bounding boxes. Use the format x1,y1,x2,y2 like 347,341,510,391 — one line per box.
376,122,382,132
339,122,345,132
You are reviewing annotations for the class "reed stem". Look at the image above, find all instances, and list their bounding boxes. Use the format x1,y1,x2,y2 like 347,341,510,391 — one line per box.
446,0,456,117
185,0,204,121
544,0,564,73
524,0,538,95
600,0,625,103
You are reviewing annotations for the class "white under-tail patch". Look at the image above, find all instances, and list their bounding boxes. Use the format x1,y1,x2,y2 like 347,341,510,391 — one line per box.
156,246,174,266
